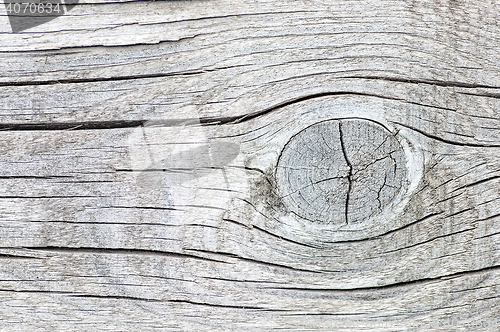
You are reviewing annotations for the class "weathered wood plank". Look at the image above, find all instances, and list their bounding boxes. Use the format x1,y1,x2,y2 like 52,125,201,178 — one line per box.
1,0,500,123
0,94,499,330
1,0,499,330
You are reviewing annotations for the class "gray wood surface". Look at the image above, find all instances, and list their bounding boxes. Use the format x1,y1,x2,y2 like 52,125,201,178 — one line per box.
1,0,500,331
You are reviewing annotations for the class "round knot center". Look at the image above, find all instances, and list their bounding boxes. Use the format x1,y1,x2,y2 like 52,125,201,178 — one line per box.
276,119,407,224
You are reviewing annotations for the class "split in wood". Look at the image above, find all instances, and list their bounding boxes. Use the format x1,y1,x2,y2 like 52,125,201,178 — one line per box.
276,119,407,224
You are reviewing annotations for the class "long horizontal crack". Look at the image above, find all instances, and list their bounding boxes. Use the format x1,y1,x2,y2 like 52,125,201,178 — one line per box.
0,10,317,53
451,175,500,193
266,264,500,292
0,253,41,259
185,248,321,273
0,70,204,87
324,212,444,244
0,62,255,87
167,299,273,310
341,75,500,90
251,225,320,249
381,228,474,254
0,92,385,132
23,246,227,263
392,121,500,148
3,89,500,134
0,175,73,179
0,290,277,309
0,120,146,131
68,294,161,302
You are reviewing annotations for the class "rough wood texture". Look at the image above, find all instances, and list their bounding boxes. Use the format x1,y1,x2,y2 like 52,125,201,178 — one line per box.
276,119,407,224
1,0,500,331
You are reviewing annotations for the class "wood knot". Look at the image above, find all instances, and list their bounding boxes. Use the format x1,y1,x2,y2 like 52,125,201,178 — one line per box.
276,119,407,224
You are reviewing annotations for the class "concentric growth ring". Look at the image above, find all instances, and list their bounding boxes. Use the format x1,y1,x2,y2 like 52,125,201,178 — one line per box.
276,119,407,224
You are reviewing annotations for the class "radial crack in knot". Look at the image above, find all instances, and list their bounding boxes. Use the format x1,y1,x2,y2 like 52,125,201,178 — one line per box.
276,119,407,225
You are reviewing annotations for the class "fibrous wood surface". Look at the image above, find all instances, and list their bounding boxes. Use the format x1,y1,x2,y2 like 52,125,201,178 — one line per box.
0,0,500,331
276,119,407,224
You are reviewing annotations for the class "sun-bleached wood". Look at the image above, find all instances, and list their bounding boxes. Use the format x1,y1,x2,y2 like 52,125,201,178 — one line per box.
0,0,500,331
276,119,407,225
